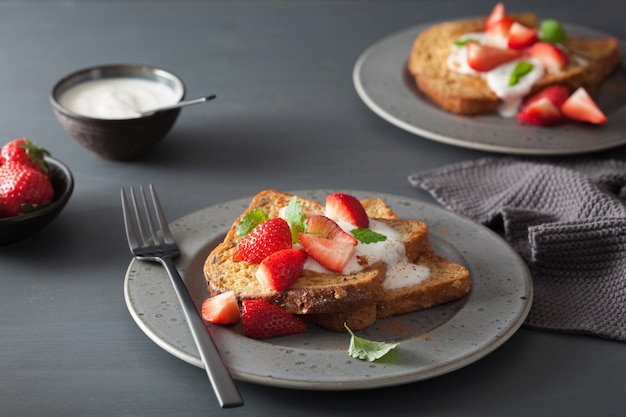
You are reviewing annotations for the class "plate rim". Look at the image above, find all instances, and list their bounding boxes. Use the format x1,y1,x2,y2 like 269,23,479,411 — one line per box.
353,21,626,155
124,190,533,390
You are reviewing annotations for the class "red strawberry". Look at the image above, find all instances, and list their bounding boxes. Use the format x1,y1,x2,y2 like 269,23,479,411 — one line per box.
521,85,570,110
0,162,54,218
201,291,240,325
298,232,355,273
485,2,507,30
241,299,307,339
256,248,306,291
466,43,522,72
325,193,369,228
1,138,51,176
232,217,292,263
516,96,564,126
507,22,538,49
561,87,607,124
306,215,357,245
524,42,569,73
485,16,515,47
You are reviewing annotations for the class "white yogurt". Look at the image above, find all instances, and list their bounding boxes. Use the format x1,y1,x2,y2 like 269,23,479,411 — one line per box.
301,219,431,288
59,78,181,119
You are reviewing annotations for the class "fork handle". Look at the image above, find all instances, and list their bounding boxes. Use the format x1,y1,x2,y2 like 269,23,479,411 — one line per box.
159,256,244,408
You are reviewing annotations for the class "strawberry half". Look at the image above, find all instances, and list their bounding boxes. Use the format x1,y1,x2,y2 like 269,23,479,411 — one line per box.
256,248,306,291
507,22,538,49
201,291,240,325
232,217,292,263
241,299,307,339
516,96,564,126
325,193,369,228
561,87,607,124
485,16,515,47
524,42,569,73
298,232,355,273
521,85,570,110
466,43,522,72
306,215,357,245
485,2,507,30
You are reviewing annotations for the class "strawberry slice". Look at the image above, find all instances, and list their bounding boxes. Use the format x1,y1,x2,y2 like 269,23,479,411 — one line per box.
466,43,522,72
485,16,515,48
232,217,292,263
521,85,570,110
298,232,355,273
508,22,538,49
325,193,369,228
485,2,507,29
306,215,357,245
516,96,564,126
256,248,306,291
524,42,569,73
561,87,607,124
241,299,307,339
201,291,240,325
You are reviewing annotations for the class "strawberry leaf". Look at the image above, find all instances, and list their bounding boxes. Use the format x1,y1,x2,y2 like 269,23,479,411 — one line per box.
345,324,398,362
236,209,268,237
351,228,387,244
284,196,307,243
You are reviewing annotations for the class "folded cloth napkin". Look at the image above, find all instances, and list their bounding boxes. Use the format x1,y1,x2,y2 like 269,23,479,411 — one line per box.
408,157,626,342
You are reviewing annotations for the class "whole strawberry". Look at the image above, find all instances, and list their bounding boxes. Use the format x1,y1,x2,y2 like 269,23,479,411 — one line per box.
0,162,54,217
232,217,292,263
1,138,51,176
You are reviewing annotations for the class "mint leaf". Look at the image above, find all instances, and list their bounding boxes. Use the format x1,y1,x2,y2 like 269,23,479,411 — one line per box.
454,38,479,46
283,196,307,243
540,19,567,44
509,61,534,86
351,228,387,244
236,209,268,237
345,324,398,362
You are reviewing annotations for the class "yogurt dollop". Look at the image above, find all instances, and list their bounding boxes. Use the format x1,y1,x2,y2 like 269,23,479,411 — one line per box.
59,78,181,119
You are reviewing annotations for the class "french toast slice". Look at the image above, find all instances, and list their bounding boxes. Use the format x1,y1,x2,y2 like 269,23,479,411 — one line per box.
407,12,621,115
204,190,429,316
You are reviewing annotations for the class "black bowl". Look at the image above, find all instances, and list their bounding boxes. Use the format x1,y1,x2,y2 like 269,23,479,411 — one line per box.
50,64,186,161
0,157,74,245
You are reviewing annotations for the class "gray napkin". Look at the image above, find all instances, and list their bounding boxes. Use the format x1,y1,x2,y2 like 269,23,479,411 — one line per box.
408,157,626,342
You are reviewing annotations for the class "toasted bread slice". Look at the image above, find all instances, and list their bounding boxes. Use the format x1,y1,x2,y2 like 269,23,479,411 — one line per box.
204,190,429,316
407,12,620,115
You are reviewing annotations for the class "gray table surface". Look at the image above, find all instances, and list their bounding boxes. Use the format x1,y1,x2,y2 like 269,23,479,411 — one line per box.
1,1,625,416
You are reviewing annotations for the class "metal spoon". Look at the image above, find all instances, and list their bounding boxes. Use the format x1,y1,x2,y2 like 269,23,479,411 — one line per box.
140,94,216,117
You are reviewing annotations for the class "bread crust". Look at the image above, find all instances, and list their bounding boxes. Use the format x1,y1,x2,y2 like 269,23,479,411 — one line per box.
407,12,621,115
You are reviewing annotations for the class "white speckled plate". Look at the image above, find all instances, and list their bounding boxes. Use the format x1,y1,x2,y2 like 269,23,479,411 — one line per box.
353,22,626,155
124,190,532,390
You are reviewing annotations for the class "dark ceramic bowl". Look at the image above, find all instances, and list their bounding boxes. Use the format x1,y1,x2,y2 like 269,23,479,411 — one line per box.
50,64,186,160
0,157,74,245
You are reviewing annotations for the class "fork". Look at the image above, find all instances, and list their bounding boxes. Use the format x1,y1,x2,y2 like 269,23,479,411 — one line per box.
121,184,244,408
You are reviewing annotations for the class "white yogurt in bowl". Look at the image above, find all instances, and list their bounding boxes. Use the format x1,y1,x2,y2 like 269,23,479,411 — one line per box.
58,78,181,120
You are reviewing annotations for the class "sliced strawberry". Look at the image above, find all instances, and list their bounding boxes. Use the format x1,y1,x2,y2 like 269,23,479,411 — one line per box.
201,291,240,325
485,16,515,47
521,85,570,110
298,232,355,273
516,96,564,126
561,87,607,124
256,248,306,291
466,43,522,72
524,42,569,73
306,215,357,245
485,2,507,29
325,193,369,228
241,299,307,339
508,22,538,49
232,217,292,263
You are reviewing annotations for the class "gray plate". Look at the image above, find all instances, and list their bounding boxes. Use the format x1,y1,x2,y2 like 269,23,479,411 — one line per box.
353,22,626,155
124,190,532,390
